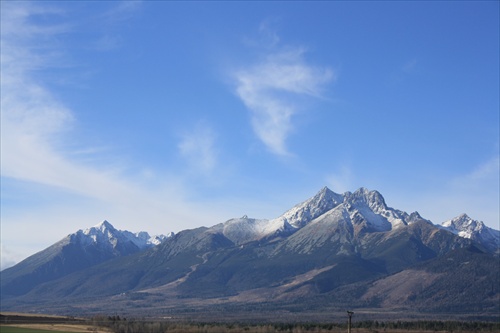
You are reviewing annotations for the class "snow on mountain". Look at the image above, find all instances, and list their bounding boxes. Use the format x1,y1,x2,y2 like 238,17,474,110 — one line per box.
0,220,172,298
76,220,170,251
275,187,420,233
272,187,432,255
274,204,355,255
213,187,344,245
216,216,273,245
147,233,174,245
215,187,425,246
273,186,344,229
441,214,499,253
344,188,416,231
3,186,498,315
442,214,484,238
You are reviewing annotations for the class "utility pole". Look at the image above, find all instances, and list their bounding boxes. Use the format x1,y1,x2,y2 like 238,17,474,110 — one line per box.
347,311,354,333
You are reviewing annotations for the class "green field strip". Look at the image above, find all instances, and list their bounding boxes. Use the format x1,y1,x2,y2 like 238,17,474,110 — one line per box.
0,326,74,333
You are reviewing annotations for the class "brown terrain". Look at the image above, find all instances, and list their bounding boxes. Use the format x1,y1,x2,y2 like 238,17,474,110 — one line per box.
0,312,110,333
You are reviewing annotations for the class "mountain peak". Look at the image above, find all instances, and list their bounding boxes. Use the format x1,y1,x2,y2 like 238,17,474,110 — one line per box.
441,214,499,253
318,185,332,194
94,220,115,232
442,214,478,231
408,211,430,224
441,214,486,237
348,187,387,210
84,220,117,237
79,221,169,250
276,187,343,229
456,213,472,222
318,186,345,201
341,188,413,231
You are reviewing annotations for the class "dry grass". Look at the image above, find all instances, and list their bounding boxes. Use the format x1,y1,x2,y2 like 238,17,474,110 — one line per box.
0,313,70,319
0,324,109,333
0,312,105,333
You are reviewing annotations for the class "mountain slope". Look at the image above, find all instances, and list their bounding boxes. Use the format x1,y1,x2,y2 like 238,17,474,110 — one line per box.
359,246,500,313
1,187,498,319
0,221,168,298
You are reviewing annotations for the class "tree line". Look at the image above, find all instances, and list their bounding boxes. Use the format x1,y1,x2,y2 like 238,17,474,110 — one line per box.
86,316,500,333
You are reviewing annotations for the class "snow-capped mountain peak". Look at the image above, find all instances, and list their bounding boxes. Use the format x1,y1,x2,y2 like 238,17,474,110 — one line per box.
441,214,499,253
442,214,482,239
407,211,432,225
347,187,387,210
204,186,498,252
78,220,170,251
342,188,409,230
217,186,417,245
84,220,116,236
94,220,115,232
275,186,344,229
211,187,345,245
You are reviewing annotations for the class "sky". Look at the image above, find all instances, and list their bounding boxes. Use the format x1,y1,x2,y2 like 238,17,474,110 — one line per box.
1,1,499,270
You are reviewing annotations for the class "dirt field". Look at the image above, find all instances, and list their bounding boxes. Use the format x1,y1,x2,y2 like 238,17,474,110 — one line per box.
0,312,109,333
0,324,110,333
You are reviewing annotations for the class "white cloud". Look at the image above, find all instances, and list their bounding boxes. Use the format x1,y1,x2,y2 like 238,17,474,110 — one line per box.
0,2,132,201
1,245,23,271
1,2,73,187
258,21,280,46
397,156,500,229
402,58,418,73
88,1,142,51
0,2,225,267
451,156,499,188
178,122,218,174
234,45,334,155
443,156,500,226
326,166,354,194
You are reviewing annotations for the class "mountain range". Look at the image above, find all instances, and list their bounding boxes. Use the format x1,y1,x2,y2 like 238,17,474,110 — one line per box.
0,221,169,297
1,187,498,321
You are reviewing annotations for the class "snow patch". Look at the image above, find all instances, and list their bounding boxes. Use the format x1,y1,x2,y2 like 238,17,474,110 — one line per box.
77,220,171,250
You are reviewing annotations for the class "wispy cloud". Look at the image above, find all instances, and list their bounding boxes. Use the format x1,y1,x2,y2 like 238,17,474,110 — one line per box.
0,1,200,210
1,2,75,187
89,1,142,51
450,156,499,189
402,58,418,73
257,18,281,47
398,156,500,227
234,37,334,155
443,157,500,225
102,0,142,23
326,166,354,194
0,2,225,266
0,245,23,271
0,2,135,202
178,122,218,175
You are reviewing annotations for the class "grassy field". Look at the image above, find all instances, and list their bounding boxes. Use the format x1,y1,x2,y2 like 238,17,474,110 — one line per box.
0,312,105,333
0,324,108,333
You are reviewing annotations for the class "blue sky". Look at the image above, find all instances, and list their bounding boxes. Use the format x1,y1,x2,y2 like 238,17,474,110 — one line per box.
1,1,499,269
